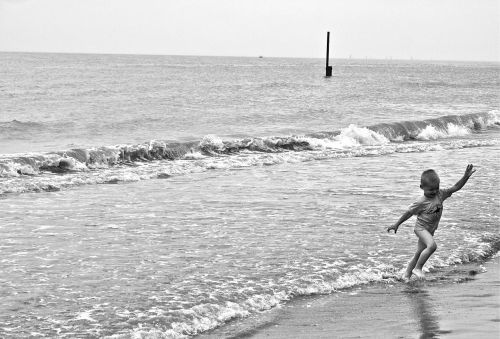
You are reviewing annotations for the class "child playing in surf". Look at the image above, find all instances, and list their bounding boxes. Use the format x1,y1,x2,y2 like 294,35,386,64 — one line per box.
387,164,476,280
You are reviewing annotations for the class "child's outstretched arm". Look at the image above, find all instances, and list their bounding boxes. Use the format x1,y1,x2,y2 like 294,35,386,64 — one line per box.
448,164,476,194
387,210,413,234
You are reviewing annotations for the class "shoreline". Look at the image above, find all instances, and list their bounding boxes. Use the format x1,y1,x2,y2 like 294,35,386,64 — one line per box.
198,257,500,338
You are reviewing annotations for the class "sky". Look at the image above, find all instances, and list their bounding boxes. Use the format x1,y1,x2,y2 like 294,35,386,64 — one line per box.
0,0,499,61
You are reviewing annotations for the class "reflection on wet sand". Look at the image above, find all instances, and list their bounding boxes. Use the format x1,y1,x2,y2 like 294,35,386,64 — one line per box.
404,285,452,338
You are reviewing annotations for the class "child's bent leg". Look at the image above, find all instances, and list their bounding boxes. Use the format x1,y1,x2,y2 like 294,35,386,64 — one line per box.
413,229,437,278
404,239,426,279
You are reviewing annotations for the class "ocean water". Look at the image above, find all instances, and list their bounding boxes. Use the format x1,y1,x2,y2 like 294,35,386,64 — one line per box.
0,52,499,338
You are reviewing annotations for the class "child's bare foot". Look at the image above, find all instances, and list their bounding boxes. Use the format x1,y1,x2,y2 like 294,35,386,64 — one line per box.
412,268,425,279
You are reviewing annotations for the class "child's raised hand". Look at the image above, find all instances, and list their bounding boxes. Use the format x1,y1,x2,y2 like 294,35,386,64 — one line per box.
387,224,399,234
464,164,476,178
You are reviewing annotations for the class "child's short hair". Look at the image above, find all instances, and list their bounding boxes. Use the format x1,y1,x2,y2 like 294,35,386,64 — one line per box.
421,169,439,186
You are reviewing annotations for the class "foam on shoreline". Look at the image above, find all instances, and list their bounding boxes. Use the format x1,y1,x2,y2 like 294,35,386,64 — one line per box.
198,257,500,339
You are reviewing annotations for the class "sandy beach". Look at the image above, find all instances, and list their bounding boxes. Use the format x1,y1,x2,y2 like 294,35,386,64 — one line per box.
199,256,500,338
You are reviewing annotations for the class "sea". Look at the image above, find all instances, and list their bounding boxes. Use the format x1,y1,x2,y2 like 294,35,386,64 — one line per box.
0,52,499,338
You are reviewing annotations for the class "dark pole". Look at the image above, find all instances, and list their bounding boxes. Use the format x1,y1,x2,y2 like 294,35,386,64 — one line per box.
326,31,332,77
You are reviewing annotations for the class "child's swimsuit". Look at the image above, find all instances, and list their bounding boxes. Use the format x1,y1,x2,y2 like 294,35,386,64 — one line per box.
407,189,453,235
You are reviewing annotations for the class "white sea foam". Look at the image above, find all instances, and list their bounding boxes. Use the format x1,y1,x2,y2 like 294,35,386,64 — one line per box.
336,124,390,146
74,310,96,322
182,151,206,160
417,123,471,140
302,125,389,150
488,109,500,124
199,135,225,152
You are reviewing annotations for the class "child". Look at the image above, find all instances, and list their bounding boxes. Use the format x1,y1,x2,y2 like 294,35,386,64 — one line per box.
387,164,476,280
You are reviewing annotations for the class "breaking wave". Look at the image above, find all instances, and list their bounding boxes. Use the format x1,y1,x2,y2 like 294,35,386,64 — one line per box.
1,111,499,195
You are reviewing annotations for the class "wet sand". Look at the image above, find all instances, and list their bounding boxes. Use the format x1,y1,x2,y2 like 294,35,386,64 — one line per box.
199,257,500,338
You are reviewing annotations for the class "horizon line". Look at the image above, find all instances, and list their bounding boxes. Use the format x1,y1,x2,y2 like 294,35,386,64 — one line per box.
1,49,499,64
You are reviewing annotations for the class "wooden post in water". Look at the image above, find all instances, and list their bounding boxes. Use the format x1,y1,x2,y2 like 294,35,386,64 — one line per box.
325,31,332,77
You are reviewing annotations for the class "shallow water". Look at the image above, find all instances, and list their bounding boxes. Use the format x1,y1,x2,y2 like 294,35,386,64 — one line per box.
1,142,499,338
